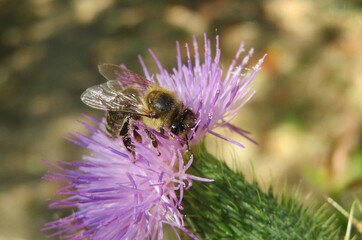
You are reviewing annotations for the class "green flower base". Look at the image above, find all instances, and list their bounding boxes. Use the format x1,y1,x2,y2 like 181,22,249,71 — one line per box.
183,144,341,240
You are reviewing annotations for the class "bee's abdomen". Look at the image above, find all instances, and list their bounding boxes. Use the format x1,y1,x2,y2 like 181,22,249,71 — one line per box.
106,111,127,138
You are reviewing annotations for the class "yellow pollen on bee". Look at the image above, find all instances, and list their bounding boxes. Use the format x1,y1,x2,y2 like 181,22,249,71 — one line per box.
142,118,164,131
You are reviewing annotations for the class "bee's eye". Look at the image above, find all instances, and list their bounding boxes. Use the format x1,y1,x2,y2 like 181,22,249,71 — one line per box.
170,109,196,135
170,124,179,134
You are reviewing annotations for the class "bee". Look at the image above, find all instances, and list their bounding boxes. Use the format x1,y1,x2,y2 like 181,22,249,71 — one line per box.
80,64,196,156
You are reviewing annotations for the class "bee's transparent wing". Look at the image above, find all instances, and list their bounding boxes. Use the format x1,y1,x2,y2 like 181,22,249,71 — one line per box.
81,82,118,111
98,64,154,91
80,81,149,116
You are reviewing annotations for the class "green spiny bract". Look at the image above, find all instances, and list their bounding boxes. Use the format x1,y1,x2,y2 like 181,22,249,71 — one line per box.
183,144,342,240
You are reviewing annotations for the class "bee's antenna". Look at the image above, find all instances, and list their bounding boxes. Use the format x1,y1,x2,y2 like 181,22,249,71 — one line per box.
185,134,191,152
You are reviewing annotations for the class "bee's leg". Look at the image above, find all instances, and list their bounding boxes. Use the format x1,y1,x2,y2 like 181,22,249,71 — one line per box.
144,128,161,156
123,135,135,157
133,125,142,143
159,127,165,135
119,116,136,162
119,116,130,136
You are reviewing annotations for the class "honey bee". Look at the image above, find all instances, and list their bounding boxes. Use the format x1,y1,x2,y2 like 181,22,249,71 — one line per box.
81,64,196,156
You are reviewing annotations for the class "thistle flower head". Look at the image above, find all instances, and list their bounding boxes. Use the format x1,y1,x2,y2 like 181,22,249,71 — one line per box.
44,34,264,239
43,118,203,239
140,34,265,147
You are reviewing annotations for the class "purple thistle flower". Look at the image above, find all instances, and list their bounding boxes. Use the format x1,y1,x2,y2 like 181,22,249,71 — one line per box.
140,34,265,147
43,34,264,239
43,118,206,239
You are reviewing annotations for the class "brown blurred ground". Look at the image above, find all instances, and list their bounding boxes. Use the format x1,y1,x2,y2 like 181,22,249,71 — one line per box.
0,0,361,239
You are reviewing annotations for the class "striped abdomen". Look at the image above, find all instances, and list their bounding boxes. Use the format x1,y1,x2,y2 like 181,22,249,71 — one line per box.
105,111,129,138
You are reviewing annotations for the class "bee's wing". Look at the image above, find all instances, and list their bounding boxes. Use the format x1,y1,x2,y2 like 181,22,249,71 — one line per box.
98,64,154,91
80,81,149,116
81,81,119,111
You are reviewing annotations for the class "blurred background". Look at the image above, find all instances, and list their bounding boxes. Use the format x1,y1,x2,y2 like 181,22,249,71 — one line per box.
0,0,361,239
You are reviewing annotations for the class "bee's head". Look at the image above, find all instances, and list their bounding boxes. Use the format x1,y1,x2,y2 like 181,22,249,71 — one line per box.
170,109,196,137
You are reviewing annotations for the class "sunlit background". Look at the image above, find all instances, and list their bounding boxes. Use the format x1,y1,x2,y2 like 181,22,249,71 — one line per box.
0,0,361,239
